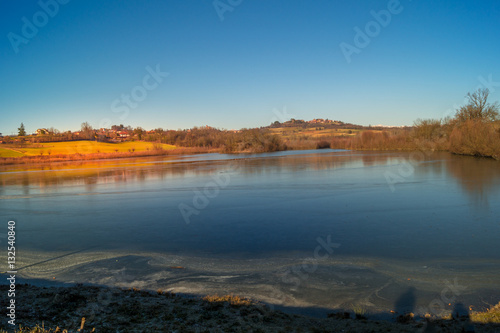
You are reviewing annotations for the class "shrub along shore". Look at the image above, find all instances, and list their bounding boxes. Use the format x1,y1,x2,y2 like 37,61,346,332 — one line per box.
330,118,500,160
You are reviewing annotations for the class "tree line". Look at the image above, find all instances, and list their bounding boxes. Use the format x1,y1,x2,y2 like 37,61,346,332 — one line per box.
331,88,500,159
7,88,499,158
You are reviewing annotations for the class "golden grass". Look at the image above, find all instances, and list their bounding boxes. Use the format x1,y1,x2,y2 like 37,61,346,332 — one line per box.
0,146,213,166
4,141,176,157
350,303,368,319
202,294,254,306
0,321,95,333
470,303,500,323
0,147,24,157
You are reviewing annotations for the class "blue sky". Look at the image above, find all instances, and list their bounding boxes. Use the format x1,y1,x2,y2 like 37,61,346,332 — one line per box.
1,0,499,135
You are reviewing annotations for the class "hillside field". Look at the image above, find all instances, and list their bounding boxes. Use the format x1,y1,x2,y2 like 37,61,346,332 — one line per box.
0,141,176,158
268,127,366,139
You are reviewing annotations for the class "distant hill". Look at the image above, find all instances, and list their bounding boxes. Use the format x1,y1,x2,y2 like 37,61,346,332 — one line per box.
266,118,365,130
265,118,410,131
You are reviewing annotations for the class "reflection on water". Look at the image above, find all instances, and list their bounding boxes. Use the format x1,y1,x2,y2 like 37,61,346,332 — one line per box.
1,149,500,315
445,155,500,208
2,150,499,208
1,150,500,258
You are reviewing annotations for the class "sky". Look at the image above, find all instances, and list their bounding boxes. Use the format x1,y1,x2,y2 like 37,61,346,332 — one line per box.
1,0,500,135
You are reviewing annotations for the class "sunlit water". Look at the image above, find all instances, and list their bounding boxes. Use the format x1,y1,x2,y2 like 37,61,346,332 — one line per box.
1,149,500,317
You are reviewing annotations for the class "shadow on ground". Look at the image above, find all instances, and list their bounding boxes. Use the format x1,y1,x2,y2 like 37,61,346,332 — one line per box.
1,277,499,332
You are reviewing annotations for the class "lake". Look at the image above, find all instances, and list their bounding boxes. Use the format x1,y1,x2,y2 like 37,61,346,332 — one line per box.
1,149,500,317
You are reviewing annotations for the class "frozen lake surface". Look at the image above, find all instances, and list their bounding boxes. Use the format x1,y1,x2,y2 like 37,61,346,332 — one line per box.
1,149,500,317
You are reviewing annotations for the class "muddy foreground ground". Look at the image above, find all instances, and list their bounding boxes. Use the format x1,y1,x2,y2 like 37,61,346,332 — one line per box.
1,284,500,332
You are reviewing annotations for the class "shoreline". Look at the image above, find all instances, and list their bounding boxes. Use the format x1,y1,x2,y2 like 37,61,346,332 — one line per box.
6,252,500,322
0,283,498,332
2,145,498,168
0,146,217,166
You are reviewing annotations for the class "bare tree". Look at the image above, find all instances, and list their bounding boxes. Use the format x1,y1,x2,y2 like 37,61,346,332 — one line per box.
48,127,60,135
81,122,94,140
455,88,499,123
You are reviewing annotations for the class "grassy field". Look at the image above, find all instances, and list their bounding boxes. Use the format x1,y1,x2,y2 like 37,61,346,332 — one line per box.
0,147,25,157
0,141,176,158
268,127,365,139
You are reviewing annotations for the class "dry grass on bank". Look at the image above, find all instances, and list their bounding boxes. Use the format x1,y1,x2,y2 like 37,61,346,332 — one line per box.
0,146,213,166
329,130,448,152
1,284,500,333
